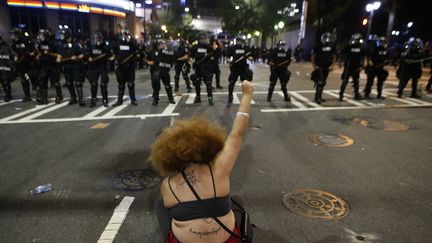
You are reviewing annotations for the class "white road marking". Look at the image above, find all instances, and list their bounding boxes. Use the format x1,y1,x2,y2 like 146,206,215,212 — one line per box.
260,103,432,113
18,102,69,121
98,196,135,243
289,91,322,107
277,91,307,109
325,91,367,107
0,103,55,121
186,93,196,104
102,100,130,117
233,92,241,104
0,100,20,106
381,91,419,105
161,96,182,115
83,100,118,118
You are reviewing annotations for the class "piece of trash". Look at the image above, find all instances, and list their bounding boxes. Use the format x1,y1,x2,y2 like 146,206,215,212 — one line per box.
15,107,22,110
30,183,53,195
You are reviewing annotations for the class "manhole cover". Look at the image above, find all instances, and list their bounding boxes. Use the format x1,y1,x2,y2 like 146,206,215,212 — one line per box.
353,118,410,131
109,169,162,191
309,133,353,147
282,189,349,220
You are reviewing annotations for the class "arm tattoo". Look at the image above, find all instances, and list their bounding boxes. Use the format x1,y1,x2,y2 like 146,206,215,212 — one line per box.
203,218,213,224
189,227,221,238
180,169,199,185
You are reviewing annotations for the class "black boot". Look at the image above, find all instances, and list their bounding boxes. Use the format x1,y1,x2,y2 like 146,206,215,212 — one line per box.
314,86,323,104
113,89,124,107
101,86,108,107
216,72,223,89
185,78,192,92
22,83,32,102
228,83,234,103
208,96,214,105
77,86,86,107
166,86,176,104
54,85,63,104
193,96,201,104
67,83,77,105
267,86,274,102
354,92,363,100
152,91,159,105
206,83,213,105
41,89,49,105
2,83,12,102
282,87,291,102
194,84,201,103
36,87,42,104
128,84,137,105
376,89,385,100
174,78,179,92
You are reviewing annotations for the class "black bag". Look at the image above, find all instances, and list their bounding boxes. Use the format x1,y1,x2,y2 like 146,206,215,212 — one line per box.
310,69,319,82
180,170,254,242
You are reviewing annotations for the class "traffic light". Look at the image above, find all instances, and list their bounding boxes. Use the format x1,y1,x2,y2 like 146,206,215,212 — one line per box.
362,18,368,26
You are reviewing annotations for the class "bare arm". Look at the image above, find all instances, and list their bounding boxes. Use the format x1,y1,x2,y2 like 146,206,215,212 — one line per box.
214,81,254,175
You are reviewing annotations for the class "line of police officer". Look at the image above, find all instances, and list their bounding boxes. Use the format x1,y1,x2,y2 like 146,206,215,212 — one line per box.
1,29,431,107
311,32,430,104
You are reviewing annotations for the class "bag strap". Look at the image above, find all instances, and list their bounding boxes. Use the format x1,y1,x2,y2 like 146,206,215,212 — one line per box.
180,170,243,240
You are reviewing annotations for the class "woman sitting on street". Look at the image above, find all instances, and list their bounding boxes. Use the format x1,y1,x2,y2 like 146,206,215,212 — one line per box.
151,80,254,243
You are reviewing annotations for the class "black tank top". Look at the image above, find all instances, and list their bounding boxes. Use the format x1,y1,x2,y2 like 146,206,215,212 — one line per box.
167,164,231,221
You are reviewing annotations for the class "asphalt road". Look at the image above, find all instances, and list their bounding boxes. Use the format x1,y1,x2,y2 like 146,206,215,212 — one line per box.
0,62,431,243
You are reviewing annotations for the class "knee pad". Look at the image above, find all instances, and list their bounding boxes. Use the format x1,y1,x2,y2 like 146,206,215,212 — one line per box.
127,82,135,89
246,69,253,81
118,84,126,91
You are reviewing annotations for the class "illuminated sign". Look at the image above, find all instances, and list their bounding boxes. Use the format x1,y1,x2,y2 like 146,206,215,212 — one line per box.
58,0,134,12
7,0,127,18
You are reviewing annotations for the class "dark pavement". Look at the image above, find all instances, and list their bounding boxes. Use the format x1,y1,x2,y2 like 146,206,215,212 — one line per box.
0,62,431,243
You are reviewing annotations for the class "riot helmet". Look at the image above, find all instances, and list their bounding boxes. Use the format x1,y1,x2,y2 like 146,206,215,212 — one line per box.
10,28,23,41
235,34,245,46
38,29,51,43
91,32,104,46
197,32,209,45
276,40,286,49
321,32,333,45
119,30,132,43
349,33,363,46
408,37,423,50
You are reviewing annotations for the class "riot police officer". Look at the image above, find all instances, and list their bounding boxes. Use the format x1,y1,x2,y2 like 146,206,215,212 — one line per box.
11,28,37,102
226,35,253,103
311,33,336,104
190,33,213,105
174,39,192,92
339,33,366,101
397,38,424,98
87,32,111,107
36,29,63,105
59,29,86,106
364,36,389,99
0,35,15,102
146,39,176,105
210,37,223,89
267,40,292,102
112,30,138,106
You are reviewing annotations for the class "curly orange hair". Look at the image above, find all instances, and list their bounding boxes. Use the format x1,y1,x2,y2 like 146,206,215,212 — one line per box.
149,116,227,176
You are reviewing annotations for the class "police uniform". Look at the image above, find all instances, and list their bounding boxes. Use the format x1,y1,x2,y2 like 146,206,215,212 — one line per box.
267,45,292,101
209,39,223,89
87,41,111,107
339,40,366,100
311,43,335,103
113,38,137,106
226,43,253,103
38,38,63,104
0,39,15,102
174,41,191,92
364,43,389,99
147,46,176,105
12,36,37,101
60,38,86,106
190,42,213,105
397,41,424,98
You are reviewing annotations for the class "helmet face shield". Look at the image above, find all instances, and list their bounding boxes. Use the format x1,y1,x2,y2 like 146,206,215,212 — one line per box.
277,40,285,49
120,31,131,42
350,33,363,45
321,32,332,45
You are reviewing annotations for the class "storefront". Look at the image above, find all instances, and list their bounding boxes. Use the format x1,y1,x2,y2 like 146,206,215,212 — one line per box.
1,0,136,38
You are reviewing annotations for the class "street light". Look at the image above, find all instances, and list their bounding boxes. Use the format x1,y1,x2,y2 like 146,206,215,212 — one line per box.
254,30,261,37
235,5,240,10
161,25,167,31
185,7,190,12
274,24,278,31
145,0,152,4
407,22,413,28
247,33,252,39
365,1,381,40
278,21,285,29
